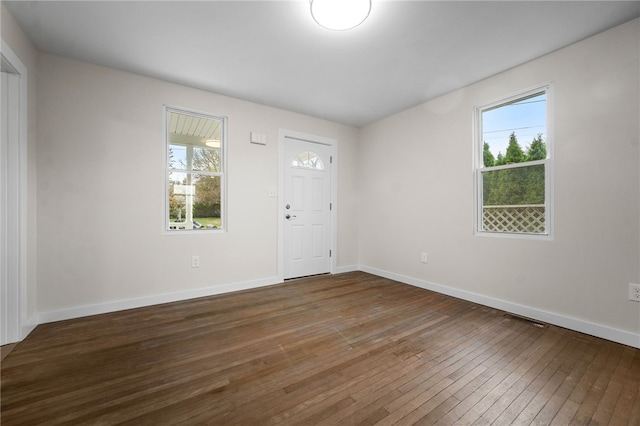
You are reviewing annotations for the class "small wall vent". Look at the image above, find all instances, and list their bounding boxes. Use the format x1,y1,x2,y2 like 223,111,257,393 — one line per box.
503,313,547,328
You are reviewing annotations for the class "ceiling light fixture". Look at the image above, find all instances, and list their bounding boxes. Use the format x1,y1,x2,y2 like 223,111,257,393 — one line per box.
205,139,220,148
310,0,371,31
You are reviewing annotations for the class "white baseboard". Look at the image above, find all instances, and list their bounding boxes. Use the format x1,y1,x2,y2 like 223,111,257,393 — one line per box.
360,265,640,349
21,314,38,340
334,264,359,274
30,267,640,349
38,276,283,324
36,265,359,325
35,267,359,326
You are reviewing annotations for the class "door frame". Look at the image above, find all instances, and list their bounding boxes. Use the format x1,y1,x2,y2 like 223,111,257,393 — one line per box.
1,40,28,344
278,129,337,281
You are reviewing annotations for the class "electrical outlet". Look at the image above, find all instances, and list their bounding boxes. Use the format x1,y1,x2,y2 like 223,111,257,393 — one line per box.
191,255,200,268
421,252,428,263
629,283,640,302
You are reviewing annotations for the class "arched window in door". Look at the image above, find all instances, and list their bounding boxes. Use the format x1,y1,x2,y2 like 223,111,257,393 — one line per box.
292,151,325,170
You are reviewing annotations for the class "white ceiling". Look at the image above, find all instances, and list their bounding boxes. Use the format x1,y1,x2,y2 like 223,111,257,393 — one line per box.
5,1,640,127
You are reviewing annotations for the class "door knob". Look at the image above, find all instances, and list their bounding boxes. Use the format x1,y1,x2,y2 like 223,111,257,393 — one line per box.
285,214,297,220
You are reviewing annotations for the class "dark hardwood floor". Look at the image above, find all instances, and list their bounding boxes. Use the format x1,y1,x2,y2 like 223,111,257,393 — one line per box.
0,344,17,362
1,272,639,425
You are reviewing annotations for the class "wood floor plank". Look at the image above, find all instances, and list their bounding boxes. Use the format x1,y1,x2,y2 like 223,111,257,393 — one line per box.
240,315,453,423
528,338,594,425
593,346,639,425
408,325,532,425
568,341,622,424
462,330,570,425
334,328,512,426
435,330,562,425
609,367,640,426
398,365,487,426
379,322,523,425
1,271,638,425
487,330,580,425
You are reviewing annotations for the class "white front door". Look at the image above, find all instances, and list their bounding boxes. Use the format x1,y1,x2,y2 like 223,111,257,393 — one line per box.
283,138,332,279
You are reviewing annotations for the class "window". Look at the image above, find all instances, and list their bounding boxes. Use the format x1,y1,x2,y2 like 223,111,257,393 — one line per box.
474,85,553,238
292,151,325,170
165,107,226,232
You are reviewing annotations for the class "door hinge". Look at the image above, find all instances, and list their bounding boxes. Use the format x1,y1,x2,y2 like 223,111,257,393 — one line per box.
329,250,332,257
330,203,332,211
330,156,333,164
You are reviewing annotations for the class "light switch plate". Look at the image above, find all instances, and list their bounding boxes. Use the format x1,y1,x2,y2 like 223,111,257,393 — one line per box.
250,132,267,145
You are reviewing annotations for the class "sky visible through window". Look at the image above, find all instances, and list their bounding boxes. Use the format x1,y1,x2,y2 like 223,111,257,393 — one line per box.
482,93,546,160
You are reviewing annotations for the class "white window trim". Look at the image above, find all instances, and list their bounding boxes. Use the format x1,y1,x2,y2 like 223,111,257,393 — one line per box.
473,83,554,240
163,105,228,235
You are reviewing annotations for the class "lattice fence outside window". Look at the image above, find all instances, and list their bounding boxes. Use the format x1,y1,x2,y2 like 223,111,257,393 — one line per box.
482,205,546,234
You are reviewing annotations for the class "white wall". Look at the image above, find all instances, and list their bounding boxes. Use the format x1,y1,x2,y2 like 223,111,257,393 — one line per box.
1,3,39,333
36,53,359,318
359,18,640,346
